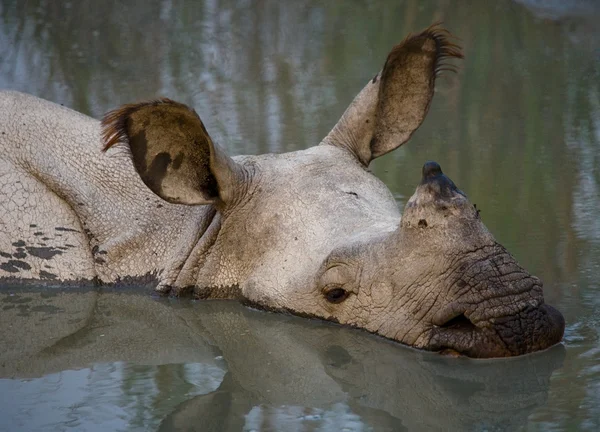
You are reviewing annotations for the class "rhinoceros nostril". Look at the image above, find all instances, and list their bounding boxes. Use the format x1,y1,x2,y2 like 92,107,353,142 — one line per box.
439,313,476,331
418,219,428,228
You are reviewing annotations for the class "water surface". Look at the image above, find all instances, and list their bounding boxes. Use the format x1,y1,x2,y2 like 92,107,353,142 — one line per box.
1,0,599,430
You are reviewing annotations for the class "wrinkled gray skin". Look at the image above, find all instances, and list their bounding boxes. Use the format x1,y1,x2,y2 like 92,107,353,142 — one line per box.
0,26,564,357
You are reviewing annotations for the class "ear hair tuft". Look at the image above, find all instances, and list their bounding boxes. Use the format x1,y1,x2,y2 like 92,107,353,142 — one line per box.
101,98,198,152
420,22,464,77
386,22,464,79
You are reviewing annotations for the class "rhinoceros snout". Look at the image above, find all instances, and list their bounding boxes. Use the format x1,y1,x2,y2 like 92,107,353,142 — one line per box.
425,246,565,357
396,165,565,357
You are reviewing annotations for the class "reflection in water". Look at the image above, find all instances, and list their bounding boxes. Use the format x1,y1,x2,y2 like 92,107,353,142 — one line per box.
0,362,225,431
0,293,566,431
242,403,370,432
0,0,599,430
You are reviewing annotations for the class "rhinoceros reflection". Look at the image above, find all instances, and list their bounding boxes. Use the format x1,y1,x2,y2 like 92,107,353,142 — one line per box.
0,291,564,431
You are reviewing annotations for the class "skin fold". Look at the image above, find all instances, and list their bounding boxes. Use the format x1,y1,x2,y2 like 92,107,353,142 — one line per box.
0,24,564,357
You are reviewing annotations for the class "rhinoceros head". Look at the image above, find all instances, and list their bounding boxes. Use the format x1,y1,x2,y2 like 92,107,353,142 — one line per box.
102,25,564,357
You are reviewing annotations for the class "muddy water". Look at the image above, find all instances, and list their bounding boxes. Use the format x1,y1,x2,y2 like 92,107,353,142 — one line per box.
1,0,599,430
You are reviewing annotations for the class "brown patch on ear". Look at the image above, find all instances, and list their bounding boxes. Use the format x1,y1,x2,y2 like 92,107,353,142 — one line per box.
101,99,210,154
370,23,463,159
102,98,182,151
100,99,220,205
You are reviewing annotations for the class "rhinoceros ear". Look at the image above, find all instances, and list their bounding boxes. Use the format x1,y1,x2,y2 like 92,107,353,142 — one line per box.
322,24,463,165
102,99,247,206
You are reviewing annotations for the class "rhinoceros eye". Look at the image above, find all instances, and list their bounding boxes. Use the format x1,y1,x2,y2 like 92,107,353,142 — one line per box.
324,287,349,304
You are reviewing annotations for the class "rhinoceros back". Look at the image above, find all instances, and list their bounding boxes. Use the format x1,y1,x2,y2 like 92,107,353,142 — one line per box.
0,91,173,283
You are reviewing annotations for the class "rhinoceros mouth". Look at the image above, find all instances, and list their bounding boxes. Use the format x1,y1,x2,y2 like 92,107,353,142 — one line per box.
428,303,565,358
418,244,566,357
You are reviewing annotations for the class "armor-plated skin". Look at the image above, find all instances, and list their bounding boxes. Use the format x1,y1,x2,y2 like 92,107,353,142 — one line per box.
0,26,564,357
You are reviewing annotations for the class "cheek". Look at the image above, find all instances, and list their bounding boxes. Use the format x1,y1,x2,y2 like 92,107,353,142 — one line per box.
334,283,392,328
241,250,324,307
370,281,394,309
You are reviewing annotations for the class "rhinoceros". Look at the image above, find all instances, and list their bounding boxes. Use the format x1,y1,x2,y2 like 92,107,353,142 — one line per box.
0,25,564,357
